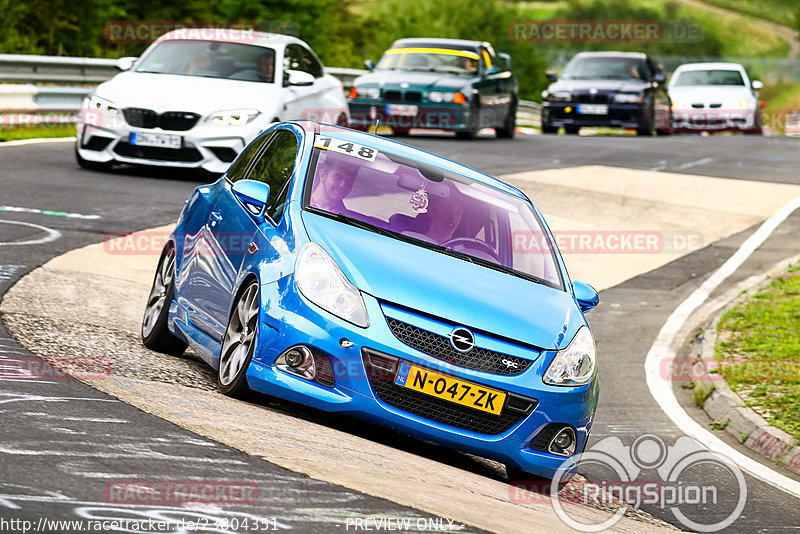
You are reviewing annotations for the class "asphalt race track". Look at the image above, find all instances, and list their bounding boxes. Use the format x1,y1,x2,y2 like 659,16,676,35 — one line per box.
1,132,800,533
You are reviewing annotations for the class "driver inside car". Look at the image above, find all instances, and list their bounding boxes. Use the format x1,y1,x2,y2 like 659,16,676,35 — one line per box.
426,191,465,245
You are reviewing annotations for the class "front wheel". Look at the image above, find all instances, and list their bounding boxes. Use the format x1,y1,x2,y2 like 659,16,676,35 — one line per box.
495,103,517,139
142,245,187,355
564,126,580,135
218,280,260,397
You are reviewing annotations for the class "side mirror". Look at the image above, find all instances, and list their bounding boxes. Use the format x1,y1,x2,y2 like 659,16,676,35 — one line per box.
498,52,511,71
752,80,763,90
653,73,667,84
116,57,137,71
284,69,314,87
232,179,270,222
364,59,375,71
545,71,558,82
572,281,599,313
485,65,501,76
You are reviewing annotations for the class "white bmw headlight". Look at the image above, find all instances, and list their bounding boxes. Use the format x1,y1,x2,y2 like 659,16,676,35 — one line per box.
207,109,260,127
548,91,571,102
295,243,369,328
543,326,596,386
86,95,119,115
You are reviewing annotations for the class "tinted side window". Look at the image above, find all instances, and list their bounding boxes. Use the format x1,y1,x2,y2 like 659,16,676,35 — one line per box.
246,130,298,221
226,134,271,182
284,44,323,78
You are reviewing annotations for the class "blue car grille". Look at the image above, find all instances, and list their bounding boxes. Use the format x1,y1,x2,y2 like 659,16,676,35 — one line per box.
363,349,536,436
386,318,533,376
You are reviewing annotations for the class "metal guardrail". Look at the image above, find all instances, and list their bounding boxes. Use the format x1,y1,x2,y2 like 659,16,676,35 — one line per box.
0,53,541,128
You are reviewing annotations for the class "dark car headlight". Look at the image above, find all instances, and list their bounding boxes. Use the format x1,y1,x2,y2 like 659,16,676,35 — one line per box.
546,91,571,102
613,93,644,104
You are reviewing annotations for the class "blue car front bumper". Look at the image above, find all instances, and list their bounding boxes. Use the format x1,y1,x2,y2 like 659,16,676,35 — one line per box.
193,274,599,479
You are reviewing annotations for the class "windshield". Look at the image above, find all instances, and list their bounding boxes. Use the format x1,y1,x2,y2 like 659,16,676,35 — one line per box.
376,48,479,75
136,40,276,83
303,136,563,289
673,69,745,86
561,57,649,81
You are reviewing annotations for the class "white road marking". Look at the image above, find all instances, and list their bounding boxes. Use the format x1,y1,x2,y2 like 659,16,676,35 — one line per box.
0,265,25,282
0,137,76,147
0,205,100,220
673,157,713,171
0,220,61,246
645,193,800,499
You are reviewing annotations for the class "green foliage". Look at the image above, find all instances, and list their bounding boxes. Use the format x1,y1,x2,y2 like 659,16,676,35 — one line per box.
716,266,800,442
551,0,723,57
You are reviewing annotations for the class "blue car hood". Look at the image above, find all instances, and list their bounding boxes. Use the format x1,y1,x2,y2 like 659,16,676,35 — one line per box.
301,212,580,350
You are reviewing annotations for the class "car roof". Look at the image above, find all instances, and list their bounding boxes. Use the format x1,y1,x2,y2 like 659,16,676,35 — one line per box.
389,38,488,51
156,29,308,48
672,62,746,72
290,121,528,200
572,51,648,60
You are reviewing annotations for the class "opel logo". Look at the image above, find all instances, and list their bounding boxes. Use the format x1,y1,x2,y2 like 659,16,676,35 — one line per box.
449,327,475,352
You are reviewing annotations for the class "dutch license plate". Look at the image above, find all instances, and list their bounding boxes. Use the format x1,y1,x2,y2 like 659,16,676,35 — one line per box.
394,362,506,415
577,104,608,115
130,132,182,149
386,104,418,116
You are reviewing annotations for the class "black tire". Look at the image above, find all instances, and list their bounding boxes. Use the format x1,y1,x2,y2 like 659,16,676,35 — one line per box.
141,245,187,356
495,102,517,139
336,113,348,127
636,105,655,136
391,128,410,137
564,126,580,135
75,146,113,171
217,280,260,398
541,123,558,134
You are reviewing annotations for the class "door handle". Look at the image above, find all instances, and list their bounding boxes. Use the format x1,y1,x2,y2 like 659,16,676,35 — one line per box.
210,211,223,223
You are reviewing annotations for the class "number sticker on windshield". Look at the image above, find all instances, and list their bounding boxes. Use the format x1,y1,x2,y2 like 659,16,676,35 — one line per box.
314,136,378,162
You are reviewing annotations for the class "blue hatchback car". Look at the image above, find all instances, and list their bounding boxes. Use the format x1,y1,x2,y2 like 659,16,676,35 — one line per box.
142,121,599,479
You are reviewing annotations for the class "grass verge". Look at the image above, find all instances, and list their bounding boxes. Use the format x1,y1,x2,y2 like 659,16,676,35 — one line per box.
715,264,800,442
0,126,76,143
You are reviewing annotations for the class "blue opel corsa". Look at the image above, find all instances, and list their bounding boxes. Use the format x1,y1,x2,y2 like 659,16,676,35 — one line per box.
142,121,599,479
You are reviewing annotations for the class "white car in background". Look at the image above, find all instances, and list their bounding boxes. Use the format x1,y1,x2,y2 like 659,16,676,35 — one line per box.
669,62,762,134
76,30,348,173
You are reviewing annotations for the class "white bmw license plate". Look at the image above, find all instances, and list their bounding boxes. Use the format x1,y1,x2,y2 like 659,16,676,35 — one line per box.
386,104,418,116
577,104,608,115
130,132,182,149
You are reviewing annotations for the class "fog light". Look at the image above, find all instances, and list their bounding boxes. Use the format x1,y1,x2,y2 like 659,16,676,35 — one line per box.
549,427,576,457
284,348,305,368
276,346,316,380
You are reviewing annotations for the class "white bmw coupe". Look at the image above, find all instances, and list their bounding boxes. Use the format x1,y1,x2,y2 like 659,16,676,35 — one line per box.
76,29,349,173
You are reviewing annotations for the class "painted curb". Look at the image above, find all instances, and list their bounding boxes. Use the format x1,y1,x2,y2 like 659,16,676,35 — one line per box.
693,281,800,476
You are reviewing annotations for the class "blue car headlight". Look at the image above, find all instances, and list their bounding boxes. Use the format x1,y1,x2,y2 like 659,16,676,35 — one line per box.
295,242,369,328
543,326,596,386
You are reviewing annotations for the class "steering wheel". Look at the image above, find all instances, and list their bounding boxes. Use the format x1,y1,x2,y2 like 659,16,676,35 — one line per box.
441,237,501,263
